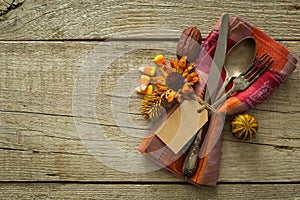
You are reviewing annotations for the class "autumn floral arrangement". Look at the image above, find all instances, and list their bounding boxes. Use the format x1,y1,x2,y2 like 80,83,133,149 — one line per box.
135,27,206,118
137,55,200,119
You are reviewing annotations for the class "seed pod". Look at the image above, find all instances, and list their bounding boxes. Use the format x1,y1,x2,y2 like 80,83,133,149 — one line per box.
176,26,202,63
140,92,167,120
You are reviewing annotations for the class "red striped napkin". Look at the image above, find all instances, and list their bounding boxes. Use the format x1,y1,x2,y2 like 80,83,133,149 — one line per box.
139,15,297,186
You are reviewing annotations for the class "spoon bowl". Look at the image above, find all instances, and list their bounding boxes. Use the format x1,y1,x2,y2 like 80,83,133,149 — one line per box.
216,37,256,100
225,37,256,78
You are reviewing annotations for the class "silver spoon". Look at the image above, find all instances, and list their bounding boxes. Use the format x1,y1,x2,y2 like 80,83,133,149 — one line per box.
215,37,256,100
182,37,256,179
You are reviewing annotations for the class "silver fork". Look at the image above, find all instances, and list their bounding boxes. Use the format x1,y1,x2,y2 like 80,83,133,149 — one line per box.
212,53,274,109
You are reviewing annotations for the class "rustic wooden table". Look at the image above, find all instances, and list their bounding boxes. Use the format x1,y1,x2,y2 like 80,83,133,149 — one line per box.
0,0,299,199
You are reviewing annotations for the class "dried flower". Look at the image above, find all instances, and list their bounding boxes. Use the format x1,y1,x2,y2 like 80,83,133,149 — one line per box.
153,55,199,104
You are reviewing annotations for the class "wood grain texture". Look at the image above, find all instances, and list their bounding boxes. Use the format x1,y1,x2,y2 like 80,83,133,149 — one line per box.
0,41,299,182
0,0,299,40
0,0,299,198
0,183,299,200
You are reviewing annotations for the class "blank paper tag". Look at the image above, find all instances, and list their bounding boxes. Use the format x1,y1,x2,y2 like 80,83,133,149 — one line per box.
155,100,208,154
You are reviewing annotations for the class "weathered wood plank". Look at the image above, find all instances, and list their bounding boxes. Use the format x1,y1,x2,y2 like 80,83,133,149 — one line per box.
0,183,299,199
0,41,299,182
0,41,298,115
0,111,299,182
0,0,299,40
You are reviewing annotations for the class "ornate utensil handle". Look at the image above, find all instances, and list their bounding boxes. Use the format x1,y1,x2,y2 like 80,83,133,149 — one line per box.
182,128,204,179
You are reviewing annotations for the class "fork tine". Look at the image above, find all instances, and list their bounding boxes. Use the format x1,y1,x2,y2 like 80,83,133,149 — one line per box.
247,56,272,81
242,53,268,76
248,59,274,85
250,56,272,77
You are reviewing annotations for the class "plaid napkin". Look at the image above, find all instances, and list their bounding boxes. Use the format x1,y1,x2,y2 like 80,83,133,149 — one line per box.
139,15,298,186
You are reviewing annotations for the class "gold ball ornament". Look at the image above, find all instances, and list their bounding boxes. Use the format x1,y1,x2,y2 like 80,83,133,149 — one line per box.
231,113,258,141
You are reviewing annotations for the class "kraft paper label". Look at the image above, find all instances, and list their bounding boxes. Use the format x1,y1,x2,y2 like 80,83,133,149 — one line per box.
155,100,208,154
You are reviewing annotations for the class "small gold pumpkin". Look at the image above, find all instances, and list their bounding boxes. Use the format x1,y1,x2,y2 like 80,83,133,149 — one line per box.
231,113,258,141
